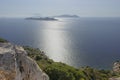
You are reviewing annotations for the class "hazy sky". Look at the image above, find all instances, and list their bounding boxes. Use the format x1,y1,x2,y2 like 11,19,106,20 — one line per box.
0,0,120,17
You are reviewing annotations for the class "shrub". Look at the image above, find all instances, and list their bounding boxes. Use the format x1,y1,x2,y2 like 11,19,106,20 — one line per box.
24,46,112,80
0,38,8,43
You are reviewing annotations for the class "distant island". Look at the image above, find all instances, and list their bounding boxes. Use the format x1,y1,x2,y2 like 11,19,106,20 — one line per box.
25,15,79,21
54,14,80,18
25,17,58,21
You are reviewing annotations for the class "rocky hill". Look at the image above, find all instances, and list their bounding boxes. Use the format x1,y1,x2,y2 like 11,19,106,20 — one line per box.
0,38,119,80
0,42,49,80
113,61,120,73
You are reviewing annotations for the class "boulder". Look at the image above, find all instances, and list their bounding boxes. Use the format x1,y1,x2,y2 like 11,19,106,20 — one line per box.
0,43,49,80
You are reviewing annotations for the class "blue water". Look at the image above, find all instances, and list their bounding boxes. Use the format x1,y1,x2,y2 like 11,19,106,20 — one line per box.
0,17,120,69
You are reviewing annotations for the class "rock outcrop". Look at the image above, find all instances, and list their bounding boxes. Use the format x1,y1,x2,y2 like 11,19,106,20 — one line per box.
109,77,120,80
109,61,120,80
0,42,49,80
113,61,120,73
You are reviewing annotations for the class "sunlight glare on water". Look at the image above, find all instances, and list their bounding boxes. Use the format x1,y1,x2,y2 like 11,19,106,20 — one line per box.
37,21,71,63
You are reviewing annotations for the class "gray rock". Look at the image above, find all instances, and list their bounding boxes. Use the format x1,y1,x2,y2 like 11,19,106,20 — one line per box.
0,43,49,80
113,61,120,73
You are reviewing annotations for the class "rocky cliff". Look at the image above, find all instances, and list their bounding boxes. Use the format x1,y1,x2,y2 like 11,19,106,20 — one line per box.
113,61,120,73
0,42,49,80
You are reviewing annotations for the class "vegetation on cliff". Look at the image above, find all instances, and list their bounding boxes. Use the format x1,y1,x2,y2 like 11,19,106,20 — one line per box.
24,46,114,80
0,38,8,43
0,38,119,80
0,37,118,80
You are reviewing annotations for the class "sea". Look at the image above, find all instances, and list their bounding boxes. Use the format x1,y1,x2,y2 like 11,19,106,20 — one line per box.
0,17,120,69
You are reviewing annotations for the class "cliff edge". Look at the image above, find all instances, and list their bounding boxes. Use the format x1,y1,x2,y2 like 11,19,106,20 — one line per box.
0,42,49,80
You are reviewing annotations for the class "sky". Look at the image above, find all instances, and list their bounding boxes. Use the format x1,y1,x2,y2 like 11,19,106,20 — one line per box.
0,0,120,17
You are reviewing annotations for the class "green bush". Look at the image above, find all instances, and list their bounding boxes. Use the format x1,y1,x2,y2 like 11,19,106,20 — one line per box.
35,55,42,60
0,38,8,43
24,46,112,80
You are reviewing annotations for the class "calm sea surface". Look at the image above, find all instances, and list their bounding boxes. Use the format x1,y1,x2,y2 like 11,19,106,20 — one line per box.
0,17,120,69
